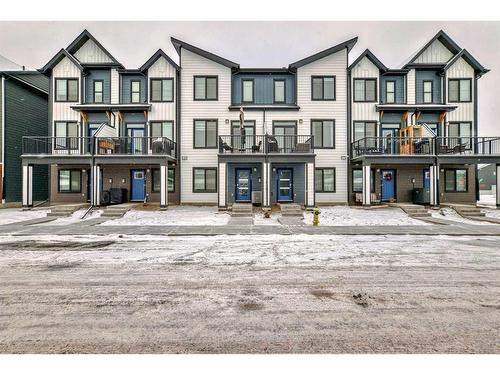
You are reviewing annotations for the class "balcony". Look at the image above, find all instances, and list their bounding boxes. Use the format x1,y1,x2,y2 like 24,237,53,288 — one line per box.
218,135,314,154
22,136,177,159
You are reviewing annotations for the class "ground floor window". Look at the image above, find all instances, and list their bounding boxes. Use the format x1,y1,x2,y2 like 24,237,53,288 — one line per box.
193,168,217,193
352,169,375,193
152,168,175,193
445,168,468,192
58,169,81,193
315,168,335,192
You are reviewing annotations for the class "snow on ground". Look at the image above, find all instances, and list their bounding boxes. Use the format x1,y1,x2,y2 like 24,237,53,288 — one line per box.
478,192,496,207
0,208,49,225
40,208,103,225
430,207,490,225
102,206,230,226
253,211,281,225
302,206,428,226
481,208,500,219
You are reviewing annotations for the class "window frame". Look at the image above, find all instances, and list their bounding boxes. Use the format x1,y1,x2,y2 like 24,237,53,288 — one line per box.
385,80,396,104
241,78,254,104
193,119,218,149
353,121,377,142
130,79,142,104
444,168,468,193
54,78,79,103
352,169,375,193
315,168,336,193
93,79,104,104
152,168,175,193
448,78,472,103
58,169,82,193
54,121,79,150
150,78,174,102
423,80,433,104
311,75,336,101
353,78,377,103
231,120,256,147
273,79,286,104
193,75,218,101
150,121,174,141
310,119,336,149
192,167,217,193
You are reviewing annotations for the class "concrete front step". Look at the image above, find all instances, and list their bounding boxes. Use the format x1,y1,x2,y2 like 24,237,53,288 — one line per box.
231,203,253,217
279,203,304,218
47,204,88,217
389,203,431,218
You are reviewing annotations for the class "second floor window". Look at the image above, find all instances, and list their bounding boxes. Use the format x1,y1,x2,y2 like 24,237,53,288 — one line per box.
353,121,376,142
194,76,218,100
423,80,433,103
274,79,285,103
312,76,335,100
194,119,217,148
311,120,335,148
54,121,78,149
354,78,376,102
93,80,103,103
385,81,395,103
151,121,174,141
448,79,471,102
242,79,254,103
151,78,174,102
131,80,141,103
55,78,78,102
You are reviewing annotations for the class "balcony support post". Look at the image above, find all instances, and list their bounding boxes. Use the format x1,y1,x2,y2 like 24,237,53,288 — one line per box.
91,165,101,206
496,164,500,208
306,161,315,208
160,162,169,210
262,161,270,207
362,163,371,206
22,163,33,208
429,164,439,207
218,161,226,208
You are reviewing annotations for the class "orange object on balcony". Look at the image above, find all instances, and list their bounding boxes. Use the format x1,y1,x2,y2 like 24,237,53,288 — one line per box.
399,125,423,155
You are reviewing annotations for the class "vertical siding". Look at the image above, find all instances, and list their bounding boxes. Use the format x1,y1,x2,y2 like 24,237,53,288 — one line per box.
110,69,119,104
120,74,147,104
147,56,176,127
351,56,379,123
380,75,405,104
52,56,80,125
0,78,3,164
84,69,111,103
446,57,475,130
415,69,441,104
414,39,454,64
73,39,114,64
232,73,295,105
407,69,415,104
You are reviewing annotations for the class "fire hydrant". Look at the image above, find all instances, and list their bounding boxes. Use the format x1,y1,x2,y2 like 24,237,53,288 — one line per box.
312,207,320,226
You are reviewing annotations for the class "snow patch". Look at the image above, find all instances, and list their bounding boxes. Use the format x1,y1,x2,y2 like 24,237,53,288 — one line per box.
0,208,49,225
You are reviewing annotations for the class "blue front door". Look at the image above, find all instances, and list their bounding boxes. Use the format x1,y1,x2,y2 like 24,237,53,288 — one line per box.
235,168,252,202
277,168,293,202
381,170,396,201
423,169,431,189
131,169,146,201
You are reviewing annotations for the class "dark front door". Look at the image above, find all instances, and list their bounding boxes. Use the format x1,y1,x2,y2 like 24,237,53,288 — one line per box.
127,127,145,154
131,169,146,201
381,169,396,201
381,128,397,154
277,168,293,202
235,168,252,202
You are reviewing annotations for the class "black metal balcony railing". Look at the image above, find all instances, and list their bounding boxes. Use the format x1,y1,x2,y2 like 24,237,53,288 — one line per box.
219,134,314,154
436,137,500,155
22,136,177,159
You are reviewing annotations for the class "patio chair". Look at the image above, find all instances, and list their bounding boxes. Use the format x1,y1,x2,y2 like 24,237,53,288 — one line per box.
252,140,262,153
221,141,233,153
295,143,311,153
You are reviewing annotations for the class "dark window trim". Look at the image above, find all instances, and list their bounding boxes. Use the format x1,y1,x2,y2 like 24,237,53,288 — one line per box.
54,121,79,150
150,77,174,102
150,120,174,141
130,79,142,104
54,78,79,102
193,75,219,101
193,119,218,149
315,168,336,193
353,78,377,103
311,75,336,101
192,167,218,193
385,79,396,104
241,78,255,104
353,120,378,140
352,169,375,193
230,120,257,147
273,79,286,104
57,169,82,193
444,168,469,193
448,78,472,103
311,119,336,149
152,168,175,193
93,79,104,103
272,120,298,134
423,80,433,104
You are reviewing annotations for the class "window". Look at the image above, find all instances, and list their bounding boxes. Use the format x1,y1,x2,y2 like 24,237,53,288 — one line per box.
448,122,472,149
152,168,175,193
352,169,375,193
315,168,335,192
274,79,285,103
150,78,174,102
273,121,297,150
194,76,218,100
242,79,254,103
93,80,103,103
231,121,256,148
311,120,335,148
194,120,217,148
58,169,81,193
193,168,217,193
151,121,174,141
423,80,433,103
353,121,376,142
385,80,395,103
54,121,78,149
311,76,335,100
353,78,377,102
445,169,468,192
448,79,471,102
131,80,141,103
55,78,78,102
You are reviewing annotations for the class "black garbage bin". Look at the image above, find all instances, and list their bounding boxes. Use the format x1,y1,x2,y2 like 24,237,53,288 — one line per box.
412,188,430,205
110,188,128,204
100,190,111,206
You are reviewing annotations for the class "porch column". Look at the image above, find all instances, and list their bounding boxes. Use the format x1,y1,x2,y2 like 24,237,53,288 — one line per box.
218,162,226,208
262,161,270,207
160,163,168,209
362,164,371,206
496,164,500,208
306,162,315,208
91,164,101,206
22,164,33,208
429,164,439,206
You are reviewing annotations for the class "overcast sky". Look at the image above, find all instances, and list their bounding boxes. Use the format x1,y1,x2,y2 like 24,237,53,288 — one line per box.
0,21,498,135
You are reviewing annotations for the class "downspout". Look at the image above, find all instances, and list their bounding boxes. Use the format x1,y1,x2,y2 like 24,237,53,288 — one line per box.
346,51,352,205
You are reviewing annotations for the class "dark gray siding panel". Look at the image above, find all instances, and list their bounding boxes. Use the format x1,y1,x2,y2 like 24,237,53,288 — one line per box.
85,69,111,103
86,112,107,123
415,69,441,104
0,79,3,164
5,79,48,202
120,74,147,104
232,73,295,105
380,75,405,104
270,163,305,205
380,112,404,127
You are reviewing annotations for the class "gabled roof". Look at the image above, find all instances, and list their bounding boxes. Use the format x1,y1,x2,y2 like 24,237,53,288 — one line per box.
403,30,462,68
66,29,124,68
0,53,22,71
289,37,358,69
348,49,388,72
140,49,180,72
38,48,83,74
1,71,49,94
170,37,239,69
444,48,489,76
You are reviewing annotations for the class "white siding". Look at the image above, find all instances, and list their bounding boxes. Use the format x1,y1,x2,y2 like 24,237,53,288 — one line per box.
147,56,176,124
414,39,454,64
180,49,232,204
52,56,80,124
110,69,119,104
407,68,415,104
351,56,379,125
446,57,475,130
73,39,114,64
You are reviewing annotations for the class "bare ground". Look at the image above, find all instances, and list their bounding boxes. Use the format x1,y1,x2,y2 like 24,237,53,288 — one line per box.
0,234,499,353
